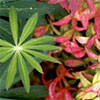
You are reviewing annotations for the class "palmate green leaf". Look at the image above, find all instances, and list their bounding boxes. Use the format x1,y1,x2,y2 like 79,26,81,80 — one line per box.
6,53,17,90
21,36,54,46
9,6,18,45
0,39,14,47
21,51,43,74
19,13,38,45
24,49,61,64
18,53,30,93
0,52,14,63
22,45,60,50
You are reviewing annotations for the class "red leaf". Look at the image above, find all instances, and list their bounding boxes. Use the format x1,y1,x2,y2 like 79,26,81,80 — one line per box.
75,36,89,44
54,35,71,43
65,59,84,67
85,46,98,60
34,25,49,37
73,50,86,58
86,35,97,48
52,15,71,26
95,9,100,38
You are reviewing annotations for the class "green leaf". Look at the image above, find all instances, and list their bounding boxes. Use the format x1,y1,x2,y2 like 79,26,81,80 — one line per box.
21,36,54,46
0,52,14,63
6,53,17,90
0,85,48,99
18,52,30,93
19,13,38,44
9,6,18,45
0,39,14,47
22,45,60,50
21,51,43,73
24,49,61,64
80,73,91,88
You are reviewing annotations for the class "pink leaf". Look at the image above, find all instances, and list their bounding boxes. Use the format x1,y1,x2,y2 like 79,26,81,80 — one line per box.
59,0,69,11
95,39,100,50
52,15,71,26
95,9,100,38
86,35,97,48
73,50,86,58
65,59,84,67
62,41,83,53
75,36,89,44
85,46,98,60
72,14,89,31
54,35,71,43
34,25,48,37
48,0,64,4
86,0,95,11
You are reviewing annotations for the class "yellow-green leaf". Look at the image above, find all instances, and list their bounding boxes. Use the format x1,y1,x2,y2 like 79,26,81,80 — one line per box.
19,13,38,44
24,49,60,64
18,53,30,93
21,51,43,73
22,45,60,50
0,39,14,47
9,6,18,45
21,36,54,46
92,71,100,84
80,73,91,88
6,53,17,90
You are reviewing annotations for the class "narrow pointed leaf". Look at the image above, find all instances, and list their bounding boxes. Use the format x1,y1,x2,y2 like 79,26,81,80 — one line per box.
18,53,30,93
21,36,54,46
0,52,14,63
9,6,18,45
19,13,38,44
22,45,60,50
6,53,17,90
21,51,43,73
24,49,60,64
0,39,14,47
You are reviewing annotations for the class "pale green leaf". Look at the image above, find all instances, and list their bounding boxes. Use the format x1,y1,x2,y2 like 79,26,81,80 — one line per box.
18,53,30,93
19,13,38,44
9,6,18,45
83,92,97,100
92,71,100,84
22,45,60,50
21,51,43,73
21,36,54,46
0,39,14,47
80,73,91,88
0,52,14,63
6,53,17,90
24,49,61,64
98,55,100,62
